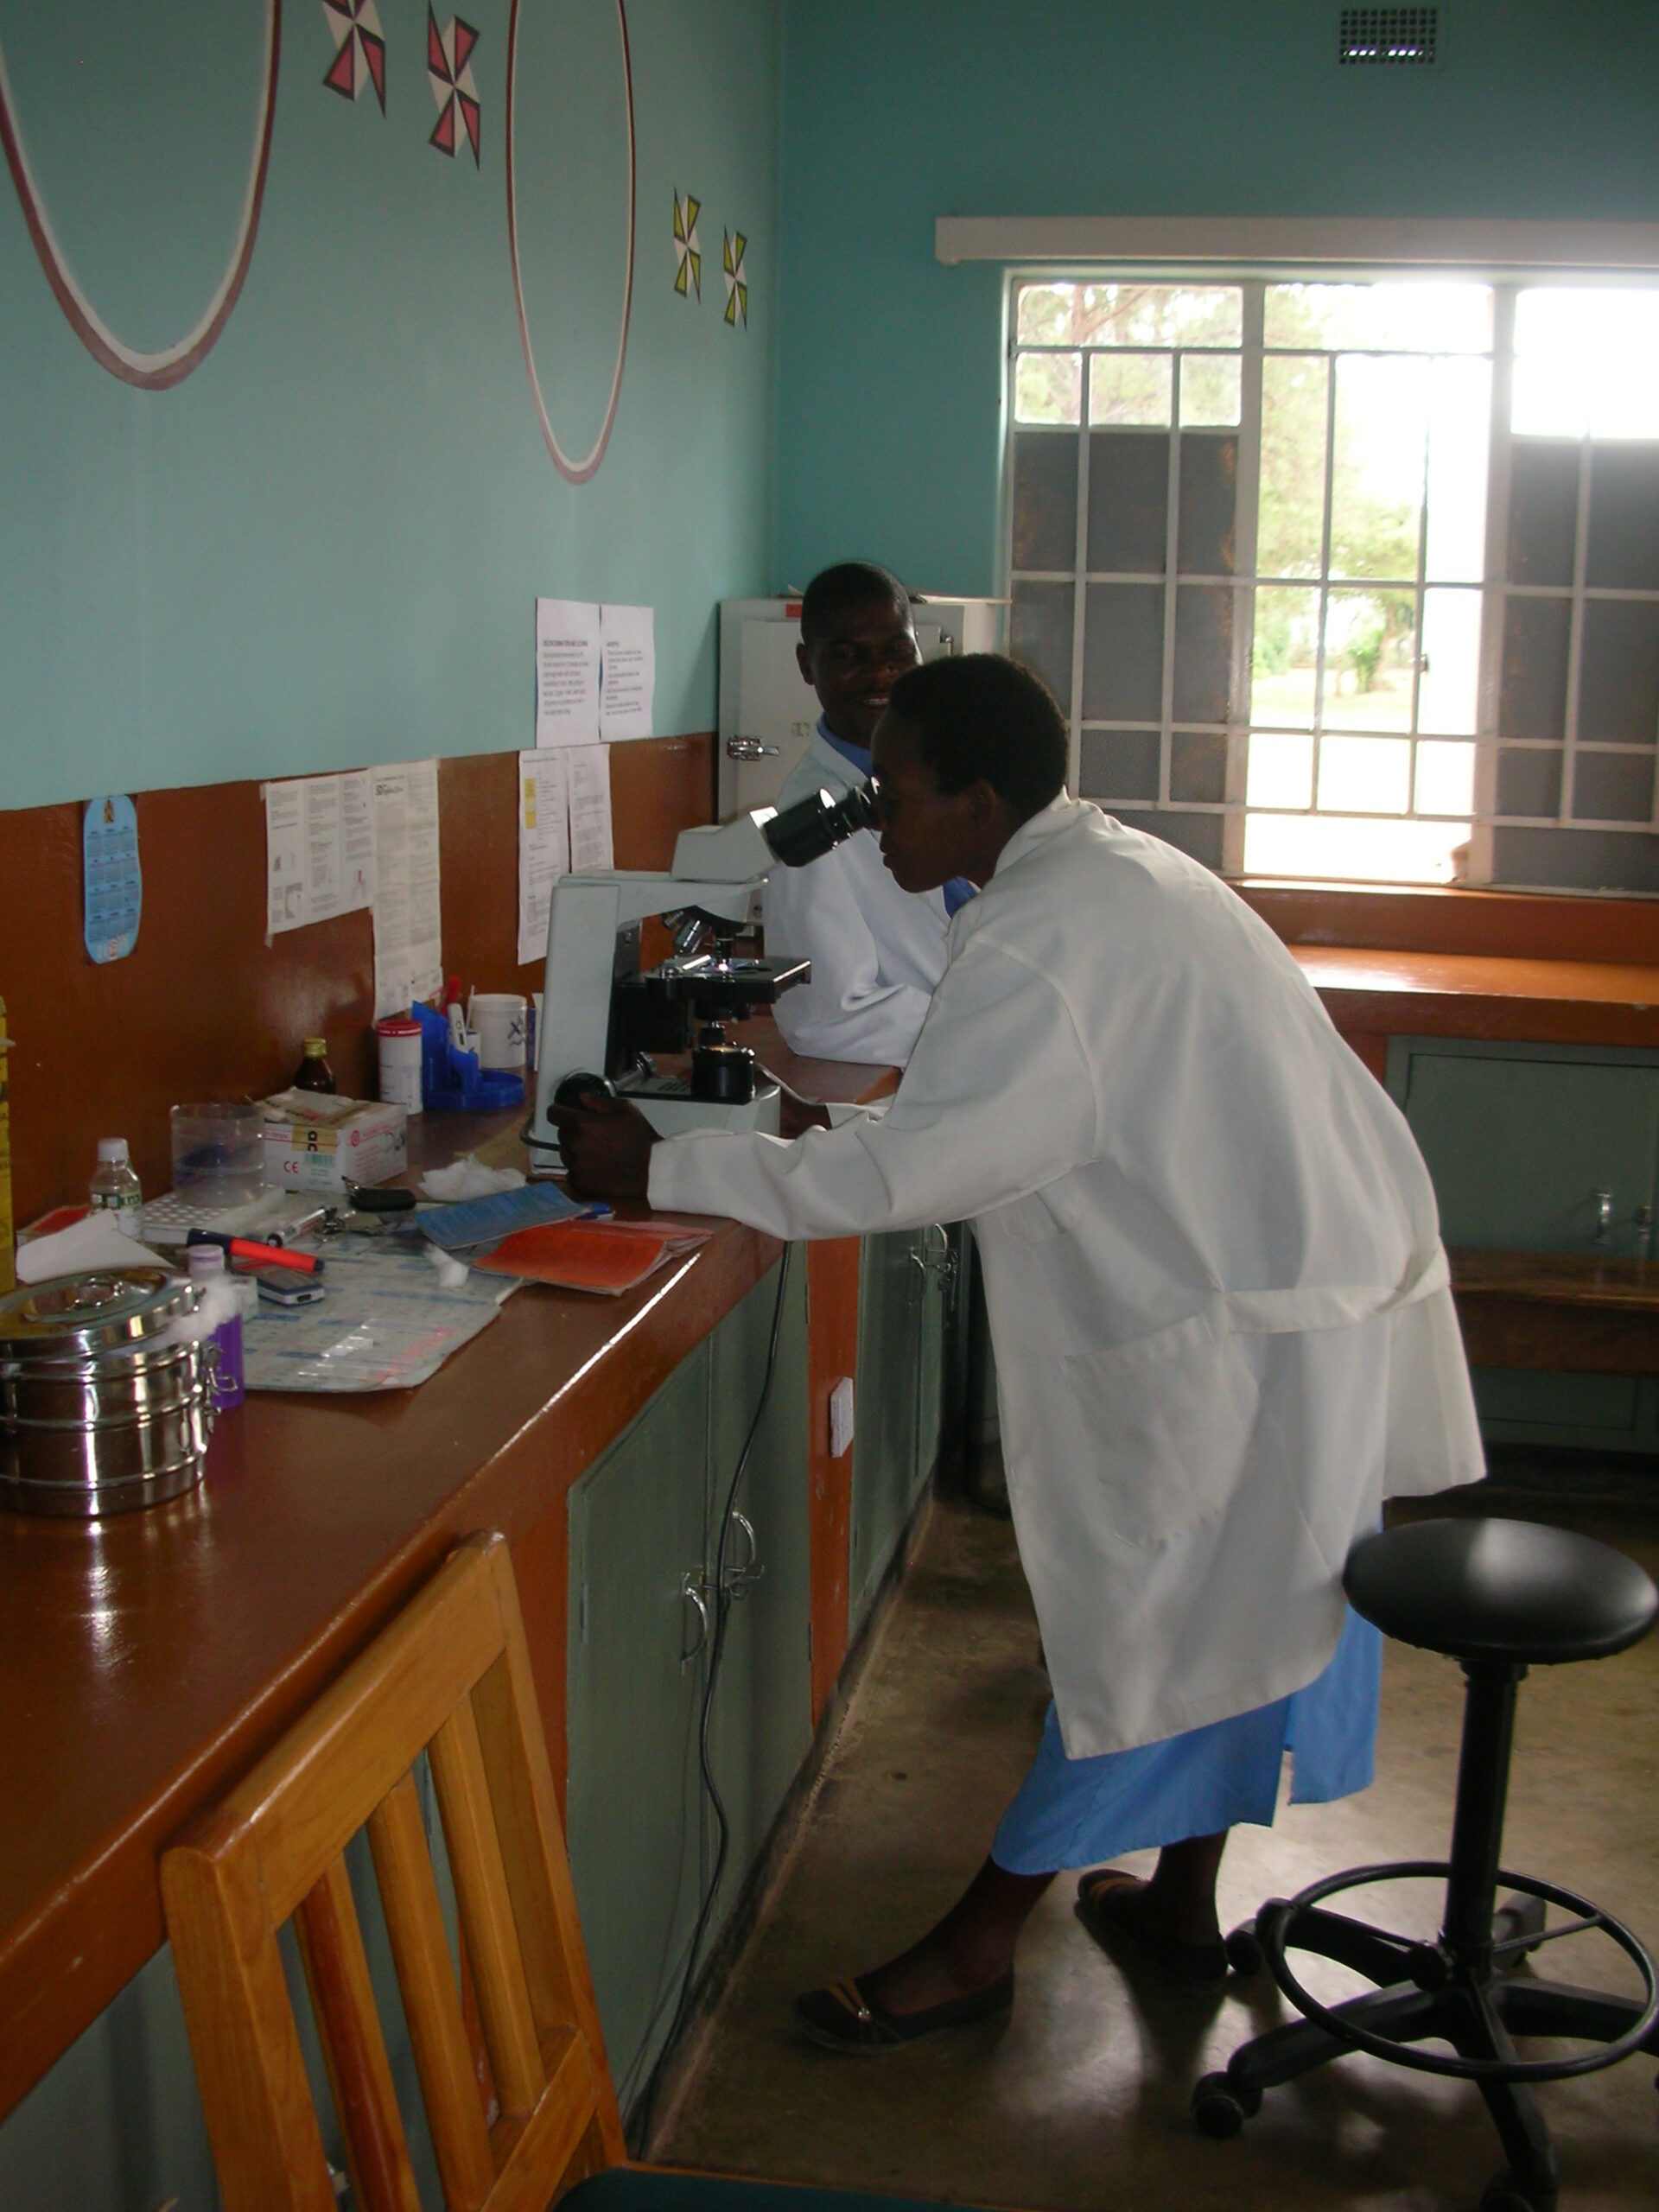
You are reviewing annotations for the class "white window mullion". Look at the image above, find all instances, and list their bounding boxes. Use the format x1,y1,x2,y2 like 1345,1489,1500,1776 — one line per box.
1407,370,1432,810
1469,286,1516,885
1068,390,1090,795
1560,437,1593,826
1160,354,1182,807
1225,283,1265,874
1311,356,1339,817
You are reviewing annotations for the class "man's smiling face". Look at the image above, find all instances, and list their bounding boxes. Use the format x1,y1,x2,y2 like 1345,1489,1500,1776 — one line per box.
798,595,923,749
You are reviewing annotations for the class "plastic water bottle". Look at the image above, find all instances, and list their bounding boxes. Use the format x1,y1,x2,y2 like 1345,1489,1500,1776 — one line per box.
89,1138,143,1239
184,1242,245,1409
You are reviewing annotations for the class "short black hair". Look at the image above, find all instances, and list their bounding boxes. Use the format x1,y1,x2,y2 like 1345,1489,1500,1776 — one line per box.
887,655,1069,823
799,561,911,648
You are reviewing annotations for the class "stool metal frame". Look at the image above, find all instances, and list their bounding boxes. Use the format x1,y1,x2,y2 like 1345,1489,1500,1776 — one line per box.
1195,1525,1659,2212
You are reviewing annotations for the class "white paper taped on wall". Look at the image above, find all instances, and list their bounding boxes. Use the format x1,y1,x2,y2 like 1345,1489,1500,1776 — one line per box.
535,598,602,747
264,770,375,938
598,603,654,741
518,748,571,966
568,747,614,870
372,760,442,1019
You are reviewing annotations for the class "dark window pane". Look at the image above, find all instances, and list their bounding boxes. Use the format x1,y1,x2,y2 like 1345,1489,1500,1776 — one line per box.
1506,442,1579,586
1578,600,1659,743
1492,825,1659,893
1173,587,1233,724
1086,431,1168,574
1171,730,1230,803
1573,752,1656,823
1011,581,1074,705
1498,597,1570,739
1079,729,1160,803
1177,432,1237,575
1586,446,1659,589
1082,583,1165,720
1496,747,1561,818
1115,808,1225,868
1012,430,1078,572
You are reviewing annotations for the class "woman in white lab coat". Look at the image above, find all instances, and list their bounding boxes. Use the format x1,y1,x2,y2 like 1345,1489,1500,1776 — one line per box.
554,655,1483,2049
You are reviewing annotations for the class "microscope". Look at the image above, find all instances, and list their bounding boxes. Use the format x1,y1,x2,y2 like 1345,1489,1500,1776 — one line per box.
528,780,875,1170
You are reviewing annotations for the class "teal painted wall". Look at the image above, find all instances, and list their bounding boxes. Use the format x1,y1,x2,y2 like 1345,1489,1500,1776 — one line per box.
772,0,1659,600
0,0,780,810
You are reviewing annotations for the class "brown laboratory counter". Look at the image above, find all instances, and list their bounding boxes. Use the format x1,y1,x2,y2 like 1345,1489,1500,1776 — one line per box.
0,1028,896,2124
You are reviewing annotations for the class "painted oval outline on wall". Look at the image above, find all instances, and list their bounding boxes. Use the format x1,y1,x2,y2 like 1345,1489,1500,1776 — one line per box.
0,1,282,391
506,0,636,486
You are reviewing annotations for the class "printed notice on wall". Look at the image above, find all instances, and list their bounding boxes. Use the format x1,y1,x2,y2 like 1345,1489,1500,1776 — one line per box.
371,760,443,1018
568,745,615,872
534,597,602,747
518,748,571,967
264,771,376,938
598,603,654,740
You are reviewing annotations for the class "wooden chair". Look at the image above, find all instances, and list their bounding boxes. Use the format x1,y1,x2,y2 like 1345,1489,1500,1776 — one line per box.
163,1531,976,2212
162,1531,626,2212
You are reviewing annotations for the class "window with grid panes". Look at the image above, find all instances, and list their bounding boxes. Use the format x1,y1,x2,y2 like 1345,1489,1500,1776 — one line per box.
1007,277,1659,889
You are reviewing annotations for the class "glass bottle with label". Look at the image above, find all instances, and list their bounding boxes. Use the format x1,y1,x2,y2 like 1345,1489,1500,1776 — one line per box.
291,1037,337,1094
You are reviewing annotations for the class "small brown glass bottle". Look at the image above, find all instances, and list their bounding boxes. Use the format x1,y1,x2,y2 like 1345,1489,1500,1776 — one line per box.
291,1037,337,1094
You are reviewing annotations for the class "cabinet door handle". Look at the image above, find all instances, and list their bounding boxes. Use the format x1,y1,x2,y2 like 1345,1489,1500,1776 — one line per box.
721,1510,765,1600
679,1571,710,1669
1592,1188,1613,1246
726,736,780,760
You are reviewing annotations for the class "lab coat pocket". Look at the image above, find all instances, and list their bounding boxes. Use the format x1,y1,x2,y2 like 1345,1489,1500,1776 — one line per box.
1064,1309,1260,1548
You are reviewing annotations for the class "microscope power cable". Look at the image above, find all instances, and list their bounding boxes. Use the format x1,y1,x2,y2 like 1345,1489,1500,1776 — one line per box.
630,1242,793,2146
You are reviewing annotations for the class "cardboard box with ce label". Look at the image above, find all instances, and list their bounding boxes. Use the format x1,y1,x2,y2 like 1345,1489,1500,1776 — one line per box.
263,1090,407,1193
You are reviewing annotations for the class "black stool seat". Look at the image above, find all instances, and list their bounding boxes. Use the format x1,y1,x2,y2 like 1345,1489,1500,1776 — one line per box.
1198,1514,1659,2212
1345,1516,1659,1664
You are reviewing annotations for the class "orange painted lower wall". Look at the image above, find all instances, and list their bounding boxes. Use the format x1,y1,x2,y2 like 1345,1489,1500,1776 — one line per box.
0,736,714,1227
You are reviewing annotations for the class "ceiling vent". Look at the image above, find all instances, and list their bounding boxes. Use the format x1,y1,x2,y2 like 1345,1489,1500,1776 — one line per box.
1338,7,1439,65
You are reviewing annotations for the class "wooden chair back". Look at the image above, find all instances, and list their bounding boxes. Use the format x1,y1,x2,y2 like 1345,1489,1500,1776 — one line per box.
162,1531,626,2212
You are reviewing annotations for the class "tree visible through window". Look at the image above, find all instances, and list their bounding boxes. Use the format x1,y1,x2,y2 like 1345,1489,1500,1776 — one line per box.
1007,276,1659,887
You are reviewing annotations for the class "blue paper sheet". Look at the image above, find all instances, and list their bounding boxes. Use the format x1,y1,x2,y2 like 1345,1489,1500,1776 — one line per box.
416,1181,607,1251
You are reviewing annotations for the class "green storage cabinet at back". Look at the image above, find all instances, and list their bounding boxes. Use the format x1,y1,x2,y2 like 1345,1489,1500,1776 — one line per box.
1389,1038,1659,1447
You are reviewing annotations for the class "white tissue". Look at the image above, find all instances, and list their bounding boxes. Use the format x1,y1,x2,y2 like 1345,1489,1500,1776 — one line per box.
423,1243,469,1290
418,1154,526,1202
15,1214,173,1283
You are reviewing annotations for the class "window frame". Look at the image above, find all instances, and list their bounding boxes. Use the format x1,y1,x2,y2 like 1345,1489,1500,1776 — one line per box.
1001,261,1659,885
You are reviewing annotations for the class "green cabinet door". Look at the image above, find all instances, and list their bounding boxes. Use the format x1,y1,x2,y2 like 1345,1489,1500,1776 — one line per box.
1398,1044,1659,1255
849,1230,923,1634
1391,1039,1659,1447
0,1942,220,2212
566,1344,711,2107
702,1258,813,1936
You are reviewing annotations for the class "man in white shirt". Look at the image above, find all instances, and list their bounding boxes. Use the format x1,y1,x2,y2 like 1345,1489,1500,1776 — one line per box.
553,655,1482,2050
764,563,974,1065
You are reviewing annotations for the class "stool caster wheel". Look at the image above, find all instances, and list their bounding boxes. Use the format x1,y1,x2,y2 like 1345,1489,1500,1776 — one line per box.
1192,2071,1260,2138
1224,1925,1264,1975
1480,2172,1548,2212
1494,1891,1548,1962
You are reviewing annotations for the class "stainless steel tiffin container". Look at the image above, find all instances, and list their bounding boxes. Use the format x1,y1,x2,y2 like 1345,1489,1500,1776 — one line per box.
0,1268,217,1516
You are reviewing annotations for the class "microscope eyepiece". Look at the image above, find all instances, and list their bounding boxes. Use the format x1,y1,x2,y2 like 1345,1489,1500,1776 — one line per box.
763,780,878,868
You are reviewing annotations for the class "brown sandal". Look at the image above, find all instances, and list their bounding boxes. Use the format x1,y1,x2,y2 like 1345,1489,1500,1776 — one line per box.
1076,1869,1229,1983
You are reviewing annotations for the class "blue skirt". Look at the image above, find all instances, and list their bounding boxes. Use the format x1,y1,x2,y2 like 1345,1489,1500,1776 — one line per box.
991,1606,1382,1875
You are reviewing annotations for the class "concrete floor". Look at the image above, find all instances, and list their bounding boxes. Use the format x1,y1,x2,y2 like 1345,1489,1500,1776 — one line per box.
656,1491,1659,2212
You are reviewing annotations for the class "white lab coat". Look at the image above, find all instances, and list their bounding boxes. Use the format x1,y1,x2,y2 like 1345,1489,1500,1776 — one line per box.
762,729,950,1065
652,798,1484,1758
